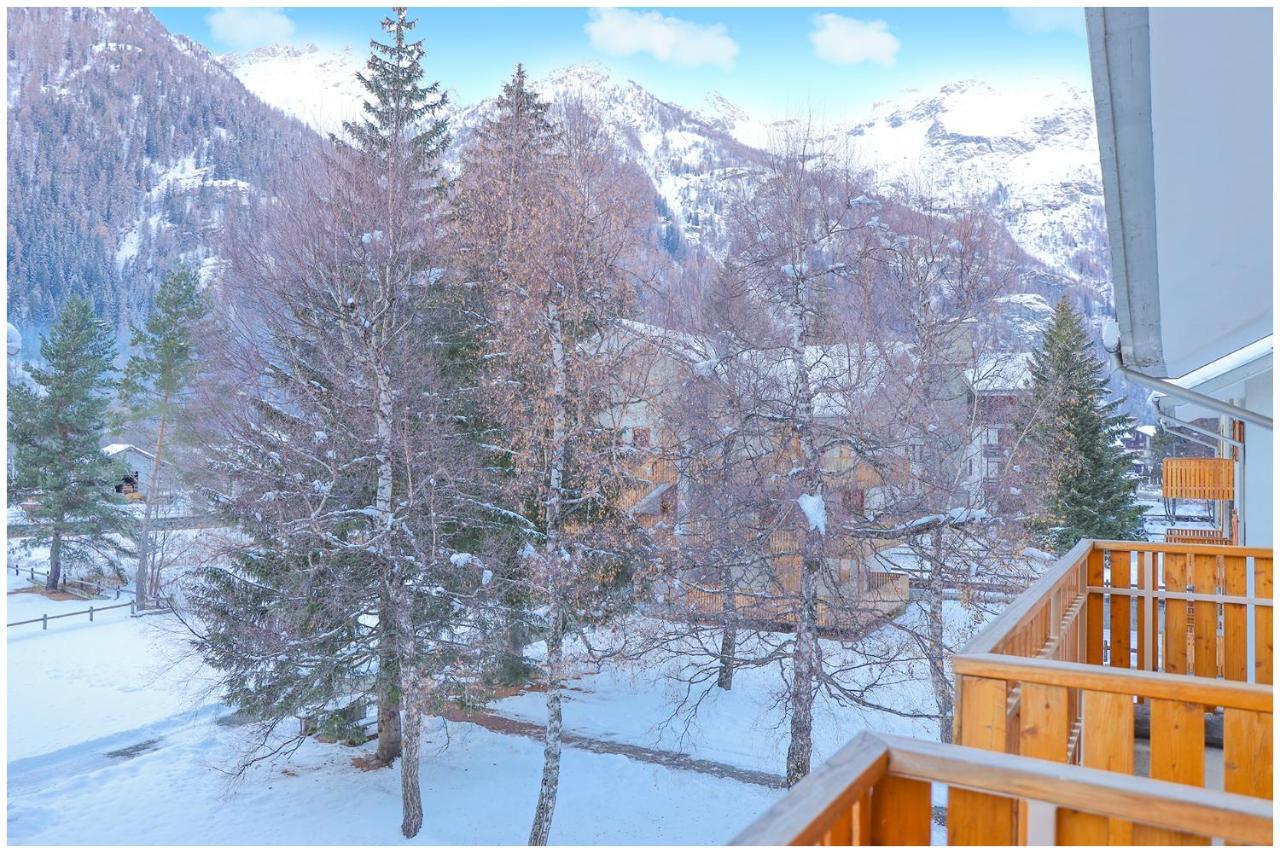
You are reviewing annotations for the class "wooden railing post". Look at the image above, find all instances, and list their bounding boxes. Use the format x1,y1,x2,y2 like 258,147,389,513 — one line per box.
950,676,1015,844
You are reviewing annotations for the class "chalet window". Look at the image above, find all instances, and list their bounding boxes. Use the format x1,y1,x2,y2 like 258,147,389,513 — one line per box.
841,487,865,513
632,427,651,448
985,427,1000,445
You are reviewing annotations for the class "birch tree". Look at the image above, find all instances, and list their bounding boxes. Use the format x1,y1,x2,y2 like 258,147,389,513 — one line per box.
454,86,655,845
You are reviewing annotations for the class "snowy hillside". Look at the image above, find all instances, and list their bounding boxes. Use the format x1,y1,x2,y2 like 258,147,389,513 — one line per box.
837,80,1106,285
219,43,367,136
6,8,318,339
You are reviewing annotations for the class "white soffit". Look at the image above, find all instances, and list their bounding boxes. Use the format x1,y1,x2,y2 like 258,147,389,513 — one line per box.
1088,8,1274,378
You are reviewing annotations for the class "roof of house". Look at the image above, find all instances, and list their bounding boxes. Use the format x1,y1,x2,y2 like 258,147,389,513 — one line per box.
964,352,1034,393
102,443,157,462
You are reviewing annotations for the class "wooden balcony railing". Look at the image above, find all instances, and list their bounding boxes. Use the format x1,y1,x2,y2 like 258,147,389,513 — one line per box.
732,731,1271,846
1162,457,1234,501
731,539,1275,846
948,539,1273,815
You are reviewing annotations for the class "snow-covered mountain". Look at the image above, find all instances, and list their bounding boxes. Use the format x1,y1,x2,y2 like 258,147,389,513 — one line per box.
836,80,1106,284
218,43,366,136
473,64,765,258
218,51,1105,293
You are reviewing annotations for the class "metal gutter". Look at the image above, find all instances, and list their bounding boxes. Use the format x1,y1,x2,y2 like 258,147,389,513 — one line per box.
1086,8,1166,374
1115,363,1274,430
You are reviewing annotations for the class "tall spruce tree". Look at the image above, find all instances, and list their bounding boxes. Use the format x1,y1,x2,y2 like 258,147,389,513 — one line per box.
9,297,133,589
119,267,206,608
1016,298,1144,553
190,7,498,840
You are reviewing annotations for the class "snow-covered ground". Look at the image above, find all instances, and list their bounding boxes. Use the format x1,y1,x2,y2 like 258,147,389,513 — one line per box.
9,530,992,844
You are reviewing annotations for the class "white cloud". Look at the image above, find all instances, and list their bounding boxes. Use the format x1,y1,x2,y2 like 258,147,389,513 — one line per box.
585,8,738,70
809,14,900,67
1006,8,1086,37
206,7,297,51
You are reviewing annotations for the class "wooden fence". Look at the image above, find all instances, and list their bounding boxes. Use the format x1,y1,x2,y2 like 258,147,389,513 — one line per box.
1164,527,1231,545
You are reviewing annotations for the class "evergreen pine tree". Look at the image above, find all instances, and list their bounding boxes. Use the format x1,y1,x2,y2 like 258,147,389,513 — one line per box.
1016,298,1144,552
9,297,133,589
191,7,503,841
338,6,449,177
119,267,206,607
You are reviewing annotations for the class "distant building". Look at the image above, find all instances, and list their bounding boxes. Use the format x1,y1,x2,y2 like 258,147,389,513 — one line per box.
102,444,175,502
962,351,1033,508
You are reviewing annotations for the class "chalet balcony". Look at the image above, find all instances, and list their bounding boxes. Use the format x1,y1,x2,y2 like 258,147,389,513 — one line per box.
732,539,1274,845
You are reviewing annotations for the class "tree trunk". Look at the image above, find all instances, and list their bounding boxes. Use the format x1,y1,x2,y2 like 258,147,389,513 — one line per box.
399,691,424,835
399,668,423,838
47,528,62,591
375,592,403,765
373,362,402,765
136,394,170,609
529,297,568,846
927,529,954,742
717,562,737,690
529,615,563,846
783,280,823,788
785,545,819,786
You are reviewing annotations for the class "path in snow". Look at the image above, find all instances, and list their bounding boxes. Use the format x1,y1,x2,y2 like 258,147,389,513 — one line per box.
442,704,787,789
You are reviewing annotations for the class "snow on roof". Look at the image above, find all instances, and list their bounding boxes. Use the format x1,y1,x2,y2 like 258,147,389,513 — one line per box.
611,319,715,365
1135,424,1158,436
102,443,156,461
719,341,912,418
965,352,1034,393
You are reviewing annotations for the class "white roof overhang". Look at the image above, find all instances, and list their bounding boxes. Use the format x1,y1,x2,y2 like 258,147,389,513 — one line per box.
1087,8,1273,379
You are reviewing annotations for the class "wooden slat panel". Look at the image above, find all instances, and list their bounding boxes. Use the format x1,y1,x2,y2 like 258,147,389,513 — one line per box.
818,801,852,845
1149,699,1205,787
1255,557,1272,685
1056,809,1109,844
950,675,1015,845
1223,708,1273,799
948,790,1016,846
882,733,1273,845
1020,682,1069,762
1082,690,1134,773
1086,549,1104,665
1131,824,1210,845
1191,553,1218,680
1164,553,1189,675
1137,551,1153,671
1223,555,1249,682
1110,550,1131,668
870,775,931,844
849,791,871,844
1082,690,1135,845
1162,457,1234,500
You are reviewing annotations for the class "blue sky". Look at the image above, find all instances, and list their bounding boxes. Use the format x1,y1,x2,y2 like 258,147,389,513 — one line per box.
153,6,1090,119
